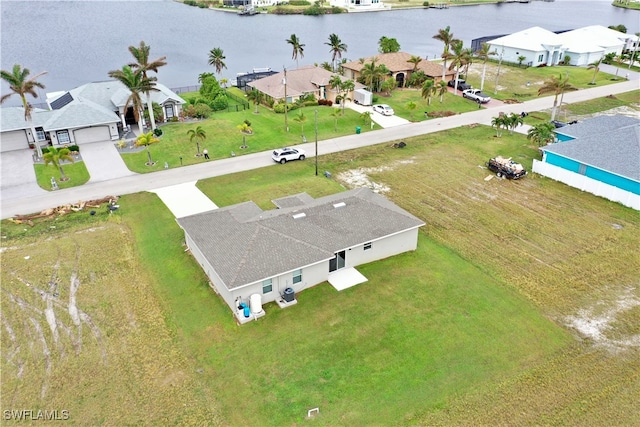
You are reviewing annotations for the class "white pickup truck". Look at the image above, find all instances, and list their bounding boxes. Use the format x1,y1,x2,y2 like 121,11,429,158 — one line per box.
462,89,491,104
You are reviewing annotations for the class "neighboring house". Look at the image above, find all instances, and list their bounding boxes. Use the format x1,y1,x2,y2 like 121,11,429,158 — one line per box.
247,65,364,104
341,52,453,88
486,25,636,67
487,26,567,67
0,80,186,152
329,0,388,12
532,115,640,210
176,187,425,323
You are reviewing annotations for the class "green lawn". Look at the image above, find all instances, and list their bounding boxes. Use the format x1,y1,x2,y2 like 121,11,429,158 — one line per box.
121,104,371,173
34,160,90,190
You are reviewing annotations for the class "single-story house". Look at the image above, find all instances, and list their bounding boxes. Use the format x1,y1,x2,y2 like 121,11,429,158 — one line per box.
246,65,364,105
486,25,636,67
0,80,185,153
532,115,640,210
329,0,388,12
176,187,425,322
341,52,453,88
486,26,567,67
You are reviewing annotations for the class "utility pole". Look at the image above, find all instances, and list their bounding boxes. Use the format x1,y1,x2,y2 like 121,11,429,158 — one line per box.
283,67,289,132
314,109,318,176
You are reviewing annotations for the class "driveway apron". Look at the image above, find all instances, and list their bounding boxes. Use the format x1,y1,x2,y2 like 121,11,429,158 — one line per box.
81,140,135,182
0,149,47,201
150,182,218,218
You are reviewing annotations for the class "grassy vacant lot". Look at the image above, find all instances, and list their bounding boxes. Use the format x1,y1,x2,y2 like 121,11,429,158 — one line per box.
3,93,638,425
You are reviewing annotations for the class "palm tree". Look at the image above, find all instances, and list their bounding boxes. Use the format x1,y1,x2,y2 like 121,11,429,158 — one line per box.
505,113,524,135
406,101,417,121
360,58,388,93
135,131,160,165
446,40,469,95
1,64,47,156
628,32,640,70
43,146,74,181
331,108,341,132
588,58,602,85
538,73,578,121
436,80,448,103
187,125,206,156
475,43,496,91
433,26,458,81
293,111,307,138
247,88,263,113
108,65,158,134
491,115,507,138
408,55,423,72
127,41,167,132
325,33,347,72
527,122,556,147
421,79,435,105
286,34,305,68
208,47,227,75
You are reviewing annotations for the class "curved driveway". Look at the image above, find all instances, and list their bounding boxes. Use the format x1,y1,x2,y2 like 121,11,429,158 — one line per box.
1,78,638,219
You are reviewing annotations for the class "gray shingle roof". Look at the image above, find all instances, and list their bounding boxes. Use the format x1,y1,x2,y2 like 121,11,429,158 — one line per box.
542,116,640,181
271,193,315,209
177,188,425,290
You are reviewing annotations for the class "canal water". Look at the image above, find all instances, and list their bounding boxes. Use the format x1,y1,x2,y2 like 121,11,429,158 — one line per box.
1,0,638,98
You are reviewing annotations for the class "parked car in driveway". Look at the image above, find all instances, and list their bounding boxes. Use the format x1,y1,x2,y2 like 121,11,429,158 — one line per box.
462,89,491,103
373,104,394,116
272,147,306,164
447,79,472,91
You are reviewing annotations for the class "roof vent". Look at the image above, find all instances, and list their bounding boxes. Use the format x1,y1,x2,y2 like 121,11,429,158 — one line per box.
333,202,346,209
292,212,306,219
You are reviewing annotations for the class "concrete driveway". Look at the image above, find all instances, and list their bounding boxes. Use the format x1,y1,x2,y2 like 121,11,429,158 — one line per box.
81,140,135,182
346,102,410,128
0,149,47,202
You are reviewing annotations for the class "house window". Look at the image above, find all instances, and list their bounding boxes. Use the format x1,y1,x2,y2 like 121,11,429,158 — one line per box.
578,164,587,175
364,242,372,251
57,130,70,144
36,130,46,141
292,269,302,284
538,54,544,62
262,278,272,294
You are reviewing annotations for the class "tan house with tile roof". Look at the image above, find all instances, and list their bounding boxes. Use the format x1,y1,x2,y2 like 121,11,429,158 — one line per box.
341,52,454,88
247,65,364,104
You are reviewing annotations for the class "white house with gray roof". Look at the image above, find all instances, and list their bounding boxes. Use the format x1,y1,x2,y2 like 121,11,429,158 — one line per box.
0,80,185,152
533,115,640,210
176,187,425,322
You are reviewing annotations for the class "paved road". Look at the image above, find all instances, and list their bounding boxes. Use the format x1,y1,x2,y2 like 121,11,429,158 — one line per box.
1,78,637,220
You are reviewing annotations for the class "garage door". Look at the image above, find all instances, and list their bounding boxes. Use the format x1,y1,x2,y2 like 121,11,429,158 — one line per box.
73,126,111,144
1,130,29,152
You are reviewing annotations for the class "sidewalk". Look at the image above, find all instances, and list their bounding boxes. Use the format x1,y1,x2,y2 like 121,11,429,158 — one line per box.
1,78,638,220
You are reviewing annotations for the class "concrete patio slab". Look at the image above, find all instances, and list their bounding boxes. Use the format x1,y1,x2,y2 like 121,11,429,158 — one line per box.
328,267,368,291
150,181,218,218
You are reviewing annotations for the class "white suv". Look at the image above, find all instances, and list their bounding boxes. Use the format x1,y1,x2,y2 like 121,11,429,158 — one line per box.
272,147,306,164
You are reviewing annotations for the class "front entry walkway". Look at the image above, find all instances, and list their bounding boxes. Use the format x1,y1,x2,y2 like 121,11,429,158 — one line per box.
81,140,135,182
328,267,368,291
150,181,218,218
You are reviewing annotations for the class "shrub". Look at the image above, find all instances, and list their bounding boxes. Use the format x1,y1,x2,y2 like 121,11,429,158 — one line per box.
68,144,80,152
210,94,229,111
153,128,163,137
243,119,251,127
288,0,309,4
303,5,322,15
423,1,429,6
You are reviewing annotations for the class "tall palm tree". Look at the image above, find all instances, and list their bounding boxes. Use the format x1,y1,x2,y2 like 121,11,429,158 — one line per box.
247,88,263,113
446,40,469,95
421,79,436,106
1,64,47,156
433,26,458,82
135,131,160,165
187,125,206,156
286,34,305,68
475,42,496,91
491,115,507,138
360,57,388,93
128,41,166,131
325,33,347,72
538,73,578,121
208,47,227,75
108,65,158,134
43,146,74,181
436,80,448,103
587,58,602,85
